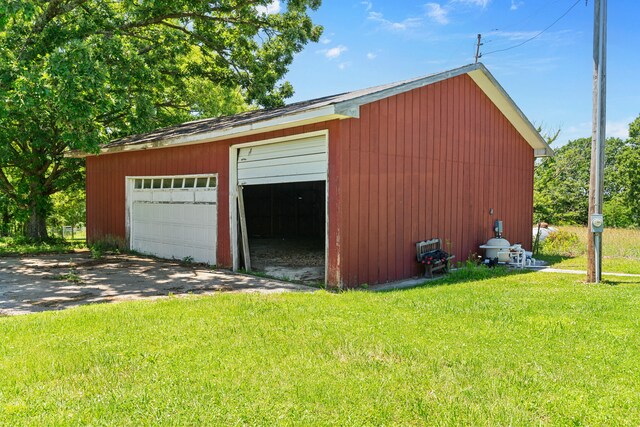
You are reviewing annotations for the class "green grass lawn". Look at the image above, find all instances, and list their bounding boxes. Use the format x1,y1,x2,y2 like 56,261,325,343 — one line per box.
539,254,640,275
2,270,640,425
537,226,640,274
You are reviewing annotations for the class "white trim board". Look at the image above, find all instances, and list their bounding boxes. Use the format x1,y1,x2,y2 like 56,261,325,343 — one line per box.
74,108,348,157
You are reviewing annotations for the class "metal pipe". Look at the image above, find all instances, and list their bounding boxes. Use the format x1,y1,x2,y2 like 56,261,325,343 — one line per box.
595,233,601,283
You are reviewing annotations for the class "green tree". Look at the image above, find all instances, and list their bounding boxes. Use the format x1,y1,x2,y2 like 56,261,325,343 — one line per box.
0,0,322,241
534,115,640,227
534,138,591,224
616,126,640,226
50,187,86,239
629,115,640,139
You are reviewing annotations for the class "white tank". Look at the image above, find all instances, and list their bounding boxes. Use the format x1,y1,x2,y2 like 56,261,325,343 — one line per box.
484,237,511,260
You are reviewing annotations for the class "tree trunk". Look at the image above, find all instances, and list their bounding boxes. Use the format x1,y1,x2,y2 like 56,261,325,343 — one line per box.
1,206,9,237
26,208,48,241
20,170,54,242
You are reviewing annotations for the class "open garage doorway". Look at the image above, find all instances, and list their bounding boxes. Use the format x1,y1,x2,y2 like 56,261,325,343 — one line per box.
242,181,326,284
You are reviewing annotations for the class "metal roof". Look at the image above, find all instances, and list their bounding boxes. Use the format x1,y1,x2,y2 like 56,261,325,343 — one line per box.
75,63,553,157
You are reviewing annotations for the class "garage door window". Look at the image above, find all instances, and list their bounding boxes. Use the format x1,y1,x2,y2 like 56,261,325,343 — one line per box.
131,177,217,190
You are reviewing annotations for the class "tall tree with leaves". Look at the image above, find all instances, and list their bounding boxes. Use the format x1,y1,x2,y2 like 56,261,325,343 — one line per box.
534,138,591,224
50,186,86,238
534,115,640,227
617,116,640,225
0,0,322,241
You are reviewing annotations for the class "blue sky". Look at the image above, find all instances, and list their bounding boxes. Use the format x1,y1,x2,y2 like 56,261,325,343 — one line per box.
278,0,639,147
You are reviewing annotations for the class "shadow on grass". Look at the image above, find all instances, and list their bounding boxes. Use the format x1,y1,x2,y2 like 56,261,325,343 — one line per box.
602,277,640,285
534,254,573,266
375,264,531,293
601,279,622,286
376,255,640,294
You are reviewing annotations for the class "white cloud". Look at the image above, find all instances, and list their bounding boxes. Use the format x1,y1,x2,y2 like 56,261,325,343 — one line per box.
338,62,351,70
488,29,575,47
320,37,332,45
361,1,373,11
256,0,281,15
456,0,491,7
425,3,449,25
565,122,590,136
487,56,561,76
510,0,524,11
325,45,348,59
491,30,540,41
607,118,633,139
367,11,422,31
366,52,377,60
559,118,632,146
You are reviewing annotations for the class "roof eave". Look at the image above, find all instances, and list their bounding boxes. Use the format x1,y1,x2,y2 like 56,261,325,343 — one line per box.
69,104,354,158
69,62,554,159
333,62,554,158
334,63,481,118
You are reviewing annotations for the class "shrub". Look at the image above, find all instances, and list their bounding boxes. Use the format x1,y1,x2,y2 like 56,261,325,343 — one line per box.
603,196,634,228
541,229,582,257
89,235,126,259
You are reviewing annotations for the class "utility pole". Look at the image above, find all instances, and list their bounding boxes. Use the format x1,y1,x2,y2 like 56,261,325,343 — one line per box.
475,34,482,64
587,0,607,283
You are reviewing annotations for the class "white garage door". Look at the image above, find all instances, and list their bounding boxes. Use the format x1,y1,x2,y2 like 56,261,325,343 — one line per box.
237,134,327,185
128,175,217,264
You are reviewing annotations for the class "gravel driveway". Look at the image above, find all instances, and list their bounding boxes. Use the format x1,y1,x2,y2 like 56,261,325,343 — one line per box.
0,253,315,316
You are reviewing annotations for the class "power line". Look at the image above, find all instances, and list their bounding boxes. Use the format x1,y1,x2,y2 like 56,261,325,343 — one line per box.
485,0,560,35
482,0,582,57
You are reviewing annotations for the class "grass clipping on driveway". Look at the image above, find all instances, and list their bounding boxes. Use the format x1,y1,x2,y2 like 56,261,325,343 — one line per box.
1,271,640,425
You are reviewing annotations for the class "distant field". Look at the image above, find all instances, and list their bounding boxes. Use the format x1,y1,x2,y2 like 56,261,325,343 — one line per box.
537,226,640,275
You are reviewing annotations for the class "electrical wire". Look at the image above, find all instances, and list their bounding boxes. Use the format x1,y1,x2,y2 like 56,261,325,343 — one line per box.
482,0,582,57
485,0,560,35
475,0,571,56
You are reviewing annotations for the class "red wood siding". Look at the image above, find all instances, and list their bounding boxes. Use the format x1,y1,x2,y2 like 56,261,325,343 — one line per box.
86,121,343,276
333,73,534,286
86,73,534,288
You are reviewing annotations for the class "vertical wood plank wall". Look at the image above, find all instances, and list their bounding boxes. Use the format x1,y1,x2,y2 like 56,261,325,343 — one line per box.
86,121,342,275
86,141,233,265
86,73,535,288
334,74,534,286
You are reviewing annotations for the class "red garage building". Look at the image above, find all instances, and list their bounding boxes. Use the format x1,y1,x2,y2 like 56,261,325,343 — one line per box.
80,63,552,288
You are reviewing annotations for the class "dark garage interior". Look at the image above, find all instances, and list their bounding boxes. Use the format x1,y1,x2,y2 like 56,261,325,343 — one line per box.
242,181,326,284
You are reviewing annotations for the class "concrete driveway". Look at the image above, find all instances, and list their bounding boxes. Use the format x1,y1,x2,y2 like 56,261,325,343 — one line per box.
0,253,316,316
